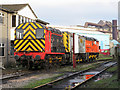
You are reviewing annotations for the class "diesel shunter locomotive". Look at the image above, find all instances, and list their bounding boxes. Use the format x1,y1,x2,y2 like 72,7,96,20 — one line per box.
14,22,99,69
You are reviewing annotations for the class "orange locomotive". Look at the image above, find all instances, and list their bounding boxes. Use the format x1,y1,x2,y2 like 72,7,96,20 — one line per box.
74,35,99,63
85,38,99,61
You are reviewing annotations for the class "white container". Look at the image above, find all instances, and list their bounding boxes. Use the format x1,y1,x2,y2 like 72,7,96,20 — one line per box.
79,36,86,53
75,34,79,53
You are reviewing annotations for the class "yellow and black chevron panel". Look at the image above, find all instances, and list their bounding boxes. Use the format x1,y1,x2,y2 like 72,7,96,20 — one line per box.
14,22,45,39
14,39,45,52
16,22,43,30
62,32,70,52
14,22,46,52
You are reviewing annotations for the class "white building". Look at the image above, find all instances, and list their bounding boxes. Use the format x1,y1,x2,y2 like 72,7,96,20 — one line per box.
0,4,48,67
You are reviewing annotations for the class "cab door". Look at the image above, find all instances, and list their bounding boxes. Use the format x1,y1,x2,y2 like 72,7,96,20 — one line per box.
45,30,51,53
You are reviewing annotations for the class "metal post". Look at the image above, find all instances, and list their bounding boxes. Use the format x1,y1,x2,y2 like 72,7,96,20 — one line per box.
112,20,117,40
6,13,9,67
73,33,76,68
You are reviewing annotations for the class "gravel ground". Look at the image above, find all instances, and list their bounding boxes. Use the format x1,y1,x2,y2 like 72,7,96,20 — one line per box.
2,73,59,88
2,68,29,75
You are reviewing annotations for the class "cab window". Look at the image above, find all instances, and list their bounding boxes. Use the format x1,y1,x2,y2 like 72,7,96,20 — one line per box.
36,29,44,39
16,29,24,39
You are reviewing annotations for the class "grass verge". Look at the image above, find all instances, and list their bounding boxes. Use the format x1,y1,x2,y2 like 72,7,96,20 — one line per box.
97,54,113,60
55,61,104,72
23,73,64,88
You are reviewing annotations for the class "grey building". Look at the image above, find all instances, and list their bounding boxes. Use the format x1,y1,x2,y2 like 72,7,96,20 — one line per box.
84,20,119,40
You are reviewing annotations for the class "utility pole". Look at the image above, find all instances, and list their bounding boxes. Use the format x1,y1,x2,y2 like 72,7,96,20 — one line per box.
73,33,76,68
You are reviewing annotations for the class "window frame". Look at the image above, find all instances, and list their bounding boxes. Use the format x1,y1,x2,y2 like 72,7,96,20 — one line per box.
16,29,24,39
18,15,21,25
22,16,24,23
0,43,5,57
12,15,16,27
36,28,44,39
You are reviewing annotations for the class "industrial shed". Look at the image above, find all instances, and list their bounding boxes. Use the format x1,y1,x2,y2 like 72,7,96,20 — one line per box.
56,28,110,50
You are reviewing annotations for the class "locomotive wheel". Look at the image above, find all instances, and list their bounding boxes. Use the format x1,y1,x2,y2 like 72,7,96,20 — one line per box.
22,60,27,67
54,60,59,68
94,57,96,61
40,62,45,69
45,60,51,70
34,66,38,70
45,55,50,70
90,58,93,62
28,61,33,70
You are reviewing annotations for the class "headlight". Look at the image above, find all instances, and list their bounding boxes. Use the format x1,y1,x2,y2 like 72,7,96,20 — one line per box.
14,55,19,60
35,55,41,60
21,55,26,60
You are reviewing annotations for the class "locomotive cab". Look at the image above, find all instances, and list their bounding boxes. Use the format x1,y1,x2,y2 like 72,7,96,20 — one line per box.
14,22,46,69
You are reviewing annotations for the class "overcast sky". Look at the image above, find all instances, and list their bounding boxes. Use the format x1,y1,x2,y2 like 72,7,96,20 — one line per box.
0,0,119,26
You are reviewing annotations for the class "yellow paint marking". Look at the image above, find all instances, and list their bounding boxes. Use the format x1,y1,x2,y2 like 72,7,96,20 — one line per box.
17,23,23,29
23,31,36,39
36,40,45,48
41,39,45,44
36,23,43,28
31,40,42,51
22,23,29,29
17,40,28,51
49,60,52,63
24,26,36,34
30,22,37,29
14,40,23,49
80,59,82,61
44,30,46,33
22,42,38,51
26,47,33,51
28,36,32,39
14,40,19,44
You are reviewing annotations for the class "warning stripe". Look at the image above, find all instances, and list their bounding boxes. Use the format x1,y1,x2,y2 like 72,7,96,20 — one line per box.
14,40,19,45
26,46,35,51
31,40,42,51
65,34,70,52
22,23,29,29
14,22,46,52
17,23,24,29
22,42,38,51
24,26,36,34
14,40,24,49
17,40,28,51
14,39,45,52
16,22,44,30
23,31,36,39
30,22,38,29
35,23,43,28
36,40,45,49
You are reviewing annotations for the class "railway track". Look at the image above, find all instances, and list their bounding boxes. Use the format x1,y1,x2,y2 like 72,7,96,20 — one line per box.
32,61,117,90
1,59,112,81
